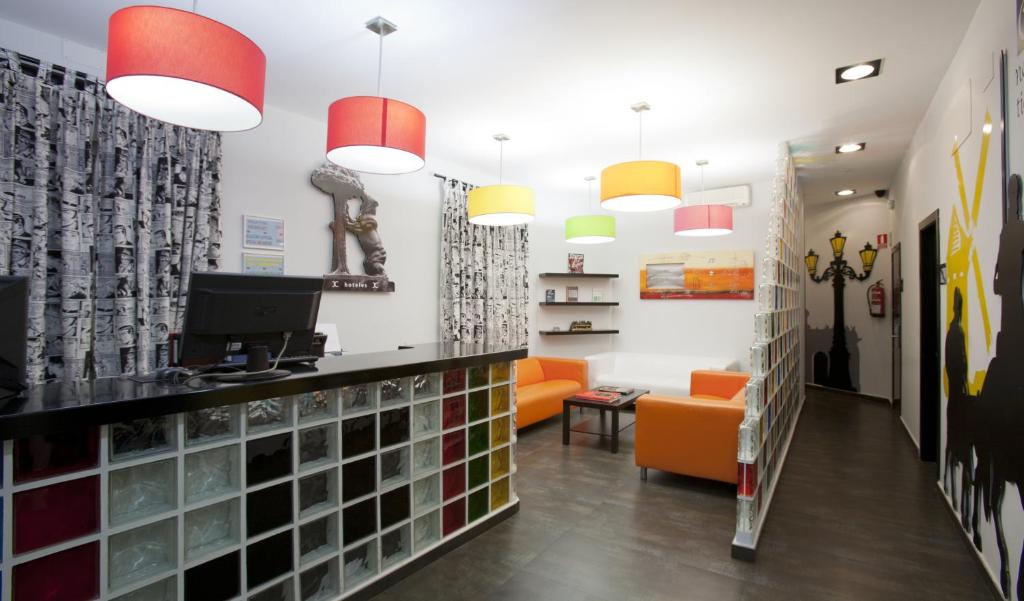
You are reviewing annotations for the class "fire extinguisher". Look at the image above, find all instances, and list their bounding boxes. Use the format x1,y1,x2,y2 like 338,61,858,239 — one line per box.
868,280,885,317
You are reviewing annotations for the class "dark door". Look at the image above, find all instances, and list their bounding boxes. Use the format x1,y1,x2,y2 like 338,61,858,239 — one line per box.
892,242,902,414
918,212,940,465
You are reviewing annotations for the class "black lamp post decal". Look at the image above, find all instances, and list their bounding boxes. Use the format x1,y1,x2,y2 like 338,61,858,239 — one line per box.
805,231,878,391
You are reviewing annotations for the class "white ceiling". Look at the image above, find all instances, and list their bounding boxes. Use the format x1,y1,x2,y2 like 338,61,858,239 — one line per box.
0,0,979,204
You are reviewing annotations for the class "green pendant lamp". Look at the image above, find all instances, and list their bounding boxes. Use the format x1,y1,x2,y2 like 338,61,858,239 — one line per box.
565,176,616,244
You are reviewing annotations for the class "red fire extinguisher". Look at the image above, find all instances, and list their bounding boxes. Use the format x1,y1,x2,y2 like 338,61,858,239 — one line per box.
868,280,885,317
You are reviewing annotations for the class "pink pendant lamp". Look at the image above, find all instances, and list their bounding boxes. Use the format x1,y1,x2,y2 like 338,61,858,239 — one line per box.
673,160,733,237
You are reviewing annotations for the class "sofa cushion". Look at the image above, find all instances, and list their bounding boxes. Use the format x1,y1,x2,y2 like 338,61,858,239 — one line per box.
516,358,545,387
516,379,581,427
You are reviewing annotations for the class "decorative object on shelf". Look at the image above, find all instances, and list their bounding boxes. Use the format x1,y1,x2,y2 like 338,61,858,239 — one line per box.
312,163,395,292
592,289,604,302
242,215,284,251
569,320,593,332
242,253,284,276
566,176,615,244
551,326,561,331
326,17,426,174
568,253,585,273
601,102,682,213
545,289,556,303
674,160,733,237
804,231,877,391
640,250,754,300
566,287,579,303
467,135,535,226
106,5,265,131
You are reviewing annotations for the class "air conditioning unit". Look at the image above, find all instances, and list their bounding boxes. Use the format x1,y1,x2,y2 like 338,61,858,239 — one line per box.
683,184,751,207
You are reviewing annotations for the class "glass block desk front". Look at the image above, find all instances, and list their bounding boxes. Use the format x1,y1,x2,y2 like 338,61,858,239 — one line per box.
0,347,522,601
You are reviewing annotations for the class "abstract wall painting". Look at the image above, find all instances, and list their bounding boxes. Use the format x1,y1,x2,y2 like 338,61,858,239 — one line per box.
639,250,755,300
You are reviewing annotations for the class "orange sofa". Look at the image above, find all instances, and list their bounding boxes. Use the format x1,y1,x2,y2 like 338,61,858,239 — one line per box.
515,357,587,429
634,370,749,484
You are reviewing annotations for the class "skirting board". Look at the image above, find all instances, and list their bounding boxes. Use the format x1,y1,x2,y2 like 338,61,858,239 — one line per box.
730,393,807,561
935,482,1004,601
805,383,891,404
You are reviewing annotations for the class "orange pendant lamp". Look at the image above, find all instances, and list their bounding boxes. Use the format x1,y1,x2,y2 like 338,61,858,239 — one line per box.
601,102,682,212
327,17,426,175
106,5,266,131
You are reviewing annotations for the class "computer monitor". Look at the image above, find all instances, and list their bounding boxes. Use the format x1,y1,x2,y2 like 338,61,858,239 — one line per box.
0,276,29,400
179,272,324,370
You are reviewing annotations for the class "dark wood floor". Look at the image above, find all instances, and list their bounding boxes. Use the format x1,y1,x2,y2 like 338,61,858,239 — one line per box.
371,387,995,601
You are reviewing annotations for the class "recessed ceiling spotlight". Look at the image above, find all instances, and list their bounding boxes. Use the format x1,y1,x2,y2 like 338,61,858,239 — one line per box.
835,59,882,84
835,189,856,197
835,142,866,154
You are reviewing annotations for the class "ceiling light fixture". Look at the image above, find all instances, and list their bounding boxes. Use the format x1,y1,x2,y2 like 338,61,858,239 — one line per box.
600,102,682,212
566,176,616,244
835,59,882,84
467,134,535,226
326,16,426,174
673,160,733,237
835,143,866,154
835,189,856,197
105,4,266,131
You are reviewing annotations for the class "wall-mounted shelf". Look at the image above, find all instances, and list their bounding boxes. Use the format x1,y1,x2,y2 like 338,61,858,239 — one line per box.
537,273,619,279
539,329,620,336
539,302,619,307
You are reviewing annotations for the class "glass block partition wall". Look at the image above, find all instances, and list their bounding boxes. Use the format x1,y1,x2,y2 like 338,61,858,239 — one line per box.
733,147,805,558
0,362,517,600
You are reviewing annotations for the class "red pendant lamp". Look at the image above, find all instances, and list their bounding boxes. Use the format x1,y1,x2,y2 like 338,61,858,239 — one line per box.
326,17,426,175
106,5,265,132
674,160,733,237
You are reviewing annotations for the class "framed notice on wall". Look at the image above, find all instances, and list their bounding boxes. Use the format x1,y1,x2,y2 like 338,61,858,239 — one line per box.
243,215,285,250
242,253,285,275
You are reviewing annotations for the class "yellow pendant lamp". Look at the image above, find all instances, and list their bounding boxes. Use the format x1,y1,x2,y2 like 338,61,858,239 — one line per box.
468,134,535,226
601,102,682,212
566,176,615,244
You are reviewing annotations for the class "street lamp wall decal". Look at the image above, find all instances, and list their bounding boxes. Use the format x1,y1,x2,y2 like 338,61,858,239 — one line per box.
805,231,877,391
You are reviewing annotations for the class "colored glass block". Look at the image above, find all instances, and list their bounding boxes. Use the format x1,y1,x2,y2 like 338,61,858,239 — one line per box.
247,398,291,433
468,455,489,489
300,469,337,516
381,523,411,570
442,369,465,394
302,557,340,599
491,447,510,479
340,383,376,414
491,416,511,447
110,416,175,461
342,498,377,546
490,362,510,383
109,458,176,526
380,484,410,530
185,550,240,601
249,579,293,601
490,384,510,414
109,518,177,590
467,390,489,422
300,513,338,563
491,477,510,510
247,530,293,588
112,576,175,601
341,415,376,458
14,475,99,553
381,378,409,407
442,498,465,536
299,424,337,468
185,444,240,505
380,407,410,448
247,482,292,536
13,541,99,601
738,461,757,498
442,395,465,429
413,473,440,513
413,437,440,474
468,423,489,456
343,539,377,590
186,405,239,446
298,390,337,422
381,446,410,489
468,488,488,522
442,430,466,465
442,463,465,501
185,498,240,561
413,400,440,438
14,427,99,483
247,432,293,486
343,456,377,502
468,365,488,388
413,510,440,550
413,373,441,400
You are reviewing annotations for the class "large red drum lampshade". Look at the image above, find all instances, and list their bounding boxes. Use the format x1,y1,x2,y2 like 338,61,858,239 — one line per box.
326,96,426,174
106,6,266,132
673,204,733,237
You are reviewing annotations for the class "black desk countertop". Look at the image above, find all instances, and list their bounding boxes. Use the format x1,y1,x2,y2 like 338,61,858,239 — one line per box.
0,342,527,440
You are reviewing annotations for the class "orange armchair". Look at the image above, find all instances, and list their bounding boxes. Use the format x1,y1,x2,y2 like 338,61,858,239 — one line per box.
515,357,587,429
634,370,749,484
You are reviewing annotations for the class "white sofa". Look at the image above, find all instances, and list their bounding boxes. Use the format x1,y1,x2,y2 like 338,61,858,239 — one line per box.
584,352,740,397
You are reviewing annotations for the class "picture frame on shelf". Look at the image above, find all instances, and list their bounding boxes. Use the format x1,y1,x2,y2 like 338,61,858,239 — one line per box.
592,289,604,302
545,289,556,303
568,253,584,273
566,286,579,303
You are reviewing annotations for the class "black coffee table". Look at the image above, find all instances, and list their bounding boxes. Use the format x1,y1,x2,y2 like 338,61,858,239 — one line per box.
562,389,649,453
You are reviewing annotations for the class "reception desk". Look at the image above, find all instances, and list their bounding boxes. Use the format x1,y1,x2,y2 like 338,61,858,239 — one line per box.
0,342,526,601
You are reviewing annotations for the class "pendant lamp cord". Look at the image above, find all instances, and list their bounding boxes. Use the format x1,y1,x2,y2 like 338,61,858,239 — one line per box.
498,139,504,184
637,110,643,160
376,29,384,96
192,0,198,12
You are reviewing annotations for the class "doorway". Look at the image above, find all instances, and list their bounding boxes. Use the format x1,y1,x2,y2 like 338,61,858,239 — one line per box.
892,242,902,414
918,212,940,465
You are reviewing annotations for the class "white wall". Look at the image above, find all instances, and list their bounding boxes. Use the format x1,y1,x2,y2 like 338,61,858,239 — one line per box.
891,0,1022,593
804,197,893,399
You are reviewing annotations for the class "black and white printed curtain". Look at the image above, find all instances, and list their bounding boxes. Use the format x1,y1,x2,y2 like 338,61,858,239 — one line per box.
0,48,222,383
440,178,529,347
